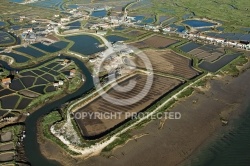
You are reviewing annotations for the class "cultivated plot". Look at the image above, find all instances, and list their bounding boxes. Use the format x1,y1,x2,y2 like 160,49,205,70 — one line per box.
130,35,178,49
126,30,146,37
74,74,182,138
134,49,199,79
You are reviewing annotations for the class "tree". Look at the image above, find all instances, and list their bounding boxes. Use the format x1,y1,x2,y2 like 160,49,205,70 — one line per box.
107,10,111,16
58,28,64,34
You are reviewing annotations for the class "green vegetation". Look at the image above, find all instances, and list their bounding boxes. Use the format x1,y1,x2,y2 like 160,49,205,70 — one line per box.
10,51,63,69
177,87,194,98
27,90,63,110
3,0,250,161
108,27,159,43
0,58,82,112
42,111,61,139
0,67,9,79
0,0,62,20
102,132,131,152
41,111,80,155
65,64,205,151
130,0,250,28
58,28,64,34
221,55,249,76
2,125,23,143
169,41,204,71
68,76,82,92
194,79,207,87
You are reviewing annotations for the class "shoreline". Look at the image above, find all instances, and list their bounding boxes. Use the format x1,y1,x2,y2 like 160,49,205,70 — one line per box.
180,102,250,166
37,61,250,166
42,72,208,159
179,63,250,165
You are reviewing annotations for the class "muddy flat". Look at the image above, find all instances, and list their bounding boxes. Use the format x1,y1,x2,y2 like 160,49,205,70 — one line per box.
40,67,250,166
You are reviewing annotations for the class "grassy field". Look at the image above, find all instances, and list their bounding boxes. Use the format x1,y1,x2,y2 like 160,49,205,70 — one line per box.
131,0,250,28
0,0,60,20
221,55,249,76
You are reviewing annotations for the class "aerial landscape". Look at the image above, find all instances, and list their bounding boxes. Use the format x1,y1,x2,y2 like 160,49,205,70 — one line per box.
0,0,250,165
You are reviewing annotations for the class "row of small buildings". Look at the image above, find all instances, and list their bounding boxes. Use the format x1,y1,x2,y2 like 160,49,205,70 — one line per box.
53,68,76,87
182,33,250,50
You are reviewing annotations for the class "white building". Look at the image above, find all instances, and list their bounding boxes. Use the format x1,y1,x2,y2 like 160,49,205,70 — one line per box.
199,35,207,40
97,31,107,36
59,80,64,86
162,27,171,32
246,44,250,50
206,37,215,42
214,38,224,43
27,28,33,33
61,17,70,22
53,82,59,87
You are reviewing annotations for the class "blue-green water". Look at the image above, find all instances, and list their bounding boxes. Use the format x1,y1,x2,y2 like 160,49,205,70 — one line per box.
199,53,241,73
132,16,145,22
11,25,21,30
65,35,105,55
183,20,216,27
4,52,30,63
169,24,185,33
31,41,68,53
14,46,45,57
91,10,107,18
0,32,15,45
25,57,93,166
9,55,94,166
29,0,64,11
106,35,128,42
0,21,6,26
217,27,225,32
206,32,250,41
67,21,81,27
158,16,168,24
185,105,250,166
10,0,24,3
142,18,154,24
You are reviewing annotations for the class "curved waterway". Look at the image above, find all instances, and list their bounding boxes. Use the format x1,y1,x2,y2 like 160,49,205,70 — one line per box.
1,56,94,166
